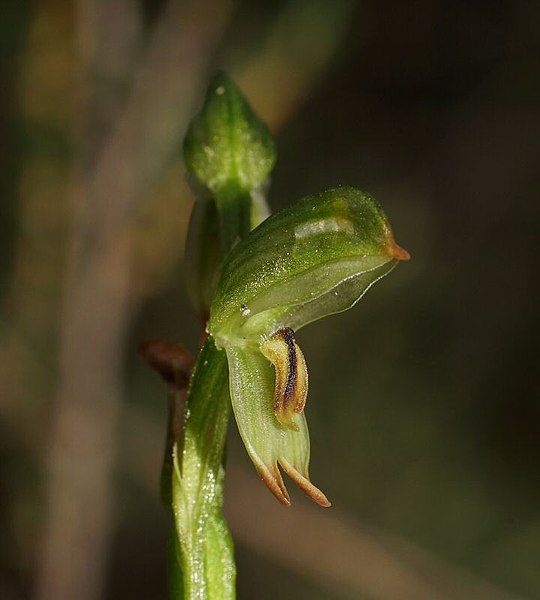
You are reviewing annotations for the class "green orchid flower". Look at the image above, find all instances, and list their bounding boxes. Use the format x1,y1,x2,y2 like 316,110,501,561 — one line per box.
148,70,410,597
207,186,409,506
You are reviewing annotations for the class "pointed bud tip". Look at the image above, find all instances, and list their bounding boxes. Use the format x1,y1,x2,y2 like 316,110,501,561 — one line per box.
184,71,275,194
208,70,236,94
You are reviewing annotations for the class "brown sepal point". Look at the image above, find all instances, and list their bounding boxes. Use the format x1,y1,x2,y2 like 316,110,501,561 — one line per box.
138,339,195,389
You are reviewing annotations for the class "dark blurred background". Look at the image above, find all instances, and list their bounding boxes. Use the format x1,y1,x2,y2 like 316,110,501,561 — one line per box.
1,1,539,599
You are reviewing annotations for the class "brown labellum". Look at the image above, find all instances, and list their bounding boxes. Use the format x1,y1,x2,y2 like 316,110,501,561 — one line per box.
260,327,308,430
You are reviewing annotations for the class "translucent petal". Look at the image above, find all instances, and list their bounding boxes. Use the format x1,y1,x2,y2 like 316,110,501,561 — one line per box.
226,344,330,507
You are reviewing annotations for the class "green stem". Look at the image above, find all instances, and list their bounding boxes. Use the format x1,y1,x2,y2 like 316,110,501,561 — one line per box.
179,70,275,598
170,338,235,599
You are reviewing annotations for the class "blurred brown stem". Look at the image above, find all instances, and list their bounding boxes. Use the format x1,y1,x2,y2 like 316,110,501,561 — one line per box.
36,1,232,599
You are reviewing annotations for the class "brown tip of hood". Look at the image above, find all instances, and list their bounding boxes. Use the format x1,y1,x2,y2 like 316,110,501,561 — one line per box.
388,240,410,261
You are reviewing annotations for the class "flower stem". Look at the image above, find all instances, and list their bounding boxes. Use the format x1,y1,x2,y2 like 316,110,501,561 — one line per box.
169,338,235,598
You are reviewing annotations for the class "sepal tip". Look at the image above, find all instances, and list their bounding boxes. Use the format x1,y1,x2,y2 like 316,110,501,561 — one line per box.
257,463,291,507
280,459,331,508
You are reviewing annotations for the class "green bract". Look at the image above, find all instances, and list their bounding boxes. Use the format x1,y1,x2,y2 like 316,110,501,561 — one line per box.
207,187,409,505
